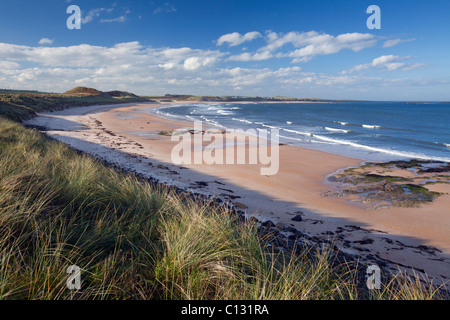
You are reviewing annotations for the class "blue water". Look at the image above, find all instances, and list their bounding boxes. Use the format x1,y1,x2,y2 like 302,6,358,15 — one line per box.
149,101,450,162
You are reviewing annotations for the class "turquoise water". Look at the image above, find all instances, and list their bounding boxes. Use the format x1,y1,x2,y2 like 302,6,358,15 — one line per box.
149,101,450,162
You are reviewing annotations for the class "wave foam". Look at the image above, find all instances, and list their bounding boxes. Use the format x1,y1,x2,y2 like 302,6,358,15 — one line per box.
282,128,312,137
362,124,381,129
325,127,349,133
313,134,450,162
217,109,234,116
261,123,280,129
232,118,253,124
334,121,348,125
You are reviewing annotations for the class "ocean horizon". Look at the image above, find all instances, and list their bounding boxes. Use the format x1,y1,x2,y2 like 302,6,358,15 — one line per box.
149,101,450,163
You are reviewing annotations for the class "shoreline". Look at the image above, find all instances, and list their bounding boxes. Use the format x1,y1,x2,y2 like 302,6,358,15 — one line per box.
150,101,450,164
24,102,450,288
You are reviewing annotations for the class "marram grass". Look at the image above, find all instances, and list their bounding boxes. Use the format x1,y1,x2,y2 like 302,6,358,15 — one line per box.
0,116,446,300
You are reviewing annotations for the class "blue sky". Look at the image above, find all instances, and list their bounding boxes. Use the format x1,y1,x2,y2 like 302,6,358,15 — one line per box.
0,0,449,100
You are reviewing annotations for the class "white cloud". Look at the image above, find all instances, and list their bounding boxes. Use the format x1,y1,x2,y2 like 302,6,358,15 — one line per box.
153,3,176,14
285,32,377,62
158,62,176,70
82,8,107,24
0,61,20,69
183,57,202,70
184,55,219,70
224,31,378,62
217,31,262,47
383,38,415,48
343,55,425,74
82,6,128,24
0,41,227,92
38,38,54,45
372,55,407,67
100,16,126,23
0,33,442,100
228,51,272,61
274,66,301,75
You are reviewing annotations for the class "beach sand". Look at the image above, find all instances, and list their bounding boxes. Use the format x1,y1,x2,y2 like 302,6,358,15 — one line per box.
25,102,450,288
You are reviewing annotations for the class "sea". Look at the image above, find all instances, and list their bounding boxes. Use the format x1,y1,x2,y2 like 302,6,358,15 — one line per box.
144,101,450,163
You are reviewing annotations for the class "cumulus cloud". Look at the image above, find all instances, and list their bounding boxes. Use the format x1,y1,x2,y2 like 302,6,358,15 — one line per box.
0,41,228,93
0,40,307,94
0,32,440,99
371,55,407,69
343,55,426,74
225,31,378,62
0,42,226,72
38,38,54,45
217,31,262,47
184,57,203,70
228,51,272,61
275,32,377,62
0,61,20,69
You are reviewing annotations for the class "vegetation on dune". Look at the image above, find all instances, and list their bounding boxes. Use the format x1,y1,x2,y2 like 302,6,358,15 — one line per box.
0,87,150,122
0,89,50,95
0,92,447,300
144,94,338,103
158,130,174,136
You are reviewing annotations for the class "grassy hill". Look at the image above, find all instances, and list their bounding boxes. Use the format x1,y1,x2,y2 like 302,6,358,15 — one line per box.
0,86,150,122
62,86,105,96
0,89,51,95
144,94,338,102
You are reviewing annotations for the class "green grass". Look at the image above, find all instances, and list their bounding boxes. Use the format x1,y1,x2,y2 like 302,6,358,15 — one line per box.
0,93,147,122
403,184,441,200
361,174,409,183
158,130,174,136
0,98,447,299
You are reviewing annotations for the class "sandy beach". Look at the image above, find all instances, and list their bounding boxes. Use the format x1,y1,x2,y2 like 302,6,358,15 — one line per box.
24,102,450,288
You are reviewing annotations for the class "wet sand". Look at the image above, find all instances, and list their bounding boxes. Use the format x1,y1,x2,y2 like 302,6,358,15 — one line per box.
24,102,450,287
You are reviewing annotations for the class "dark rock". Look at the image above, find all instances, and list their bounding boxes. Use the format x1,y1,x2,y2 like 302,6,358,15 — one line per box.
234,202,248,210
269,227,281,236
353,238,374,245
287,233,299,240
377,260,388,268
365,254,377,261
261,220,275,228
284,226,298,233
275,222,286,230
291,214,303,222
335,227,345,233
